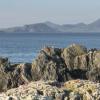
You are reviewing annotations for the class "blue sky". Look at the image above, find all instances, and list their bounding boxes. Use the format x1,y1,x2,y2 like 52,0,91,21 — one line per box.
0,0,100,28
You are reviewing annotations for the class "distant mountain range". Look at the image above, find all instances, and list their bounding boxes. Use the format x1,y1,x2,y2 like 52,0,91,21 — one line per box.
1,19,100,33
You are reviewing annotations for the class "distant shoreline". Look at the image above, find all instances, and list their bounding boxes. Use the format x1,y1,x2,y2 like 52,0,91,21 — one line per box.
1,19,100,33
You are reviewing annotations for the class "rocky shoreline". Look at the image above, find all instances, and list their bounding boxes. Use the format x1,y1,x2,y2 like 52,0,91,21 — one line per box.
1,80,100,100
0,44,100,99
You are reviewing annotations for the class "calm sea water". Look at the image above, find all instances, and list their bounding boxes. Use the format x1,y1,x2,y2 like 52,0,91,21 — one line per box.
0,33,100,63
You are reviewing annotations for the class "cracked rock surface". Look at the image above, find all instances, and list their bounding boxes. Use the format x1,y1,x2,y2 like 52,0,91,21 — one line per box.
1,44,100,99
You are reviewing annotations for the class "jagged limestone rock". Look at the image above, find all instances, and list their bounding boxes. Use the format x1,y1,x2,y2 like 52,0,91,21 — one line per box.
1,44,100,93
61,44,87,70
32,47,67,82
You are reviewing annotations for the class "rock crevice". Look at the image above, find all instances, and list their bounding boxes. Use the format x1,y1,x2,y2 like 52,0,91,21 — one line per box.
0,44,100,92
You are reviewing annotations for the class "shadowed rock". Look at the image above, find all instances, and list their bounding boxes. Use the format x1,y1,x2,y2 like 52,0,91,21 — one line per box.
1,44,100,92
32,47,68,82
0,58,32,91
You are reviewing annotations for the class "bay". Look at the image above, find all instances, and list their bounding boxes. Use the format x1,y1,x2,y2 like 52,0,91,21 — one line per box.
0,33,100,63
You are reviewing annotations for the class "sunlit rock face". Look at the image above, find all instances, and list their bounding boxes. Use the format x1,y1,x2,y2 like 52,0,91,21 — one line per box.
1,44,100,92
61,44,87,70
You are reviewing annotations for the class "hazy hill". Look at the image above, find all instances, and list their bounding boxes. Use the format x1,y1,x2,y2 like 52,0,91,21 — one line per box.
1,19,100,33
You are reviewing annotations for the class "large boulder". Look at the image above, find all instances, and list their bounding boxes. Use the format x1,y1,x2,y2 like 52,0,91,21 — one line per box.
31,45,98,82
0,58,32,92
1,44,100,92
61,44,87,70
7,63,32,88
32,47,68,82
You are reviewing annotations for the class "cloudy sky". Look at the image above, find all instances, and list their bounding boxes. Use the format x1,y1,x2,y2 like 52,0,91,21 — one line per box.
0,0,100,28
